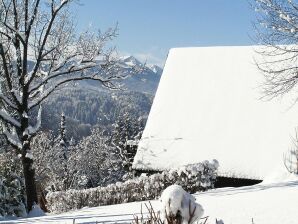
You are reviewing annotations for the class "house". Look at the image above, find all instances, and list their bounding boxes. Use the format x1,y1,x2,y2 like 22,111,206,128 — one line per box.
132,46,298,181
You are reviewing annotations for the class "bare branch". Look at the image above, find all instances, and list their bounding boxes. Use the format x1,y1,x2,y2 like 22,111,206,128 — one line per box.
0,43,21,106
0,94,18,110
253,0,298,100
28,0,70,85
26,0,41,37
0,110,20,127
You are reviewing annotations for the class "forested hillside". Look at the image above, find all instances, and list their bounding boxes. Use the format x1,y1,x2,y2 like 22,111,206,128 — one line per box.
40,87,154,140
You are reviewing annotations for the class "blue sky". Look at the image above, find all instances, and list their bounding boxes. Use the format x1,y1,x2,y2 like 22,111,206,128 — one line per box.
73,1,255,66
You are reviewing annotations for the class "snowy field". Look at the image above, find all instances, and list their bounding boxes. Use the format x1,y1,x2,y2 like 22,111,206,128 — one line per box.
2,174,298,224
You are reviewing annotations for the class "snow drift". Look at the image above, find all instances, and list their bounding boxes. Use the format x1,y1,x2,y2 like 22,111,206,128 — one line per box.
133,46,298,180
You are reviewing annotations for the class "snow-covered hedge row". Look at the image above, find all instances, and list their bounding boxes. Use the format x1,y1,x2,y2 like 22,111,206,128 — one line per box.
46,160,219,213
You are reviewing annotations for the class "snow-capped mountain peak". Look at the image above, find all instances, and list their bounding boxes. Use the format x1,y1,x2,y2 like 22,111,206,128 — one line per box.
121,56,142,67
120,56,163,75
79,55,162,94
148,64,163,75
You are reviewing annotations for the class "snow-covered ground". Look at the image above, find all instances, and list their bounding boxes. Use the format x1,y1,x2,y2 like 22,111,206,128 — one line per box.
2,173,298,224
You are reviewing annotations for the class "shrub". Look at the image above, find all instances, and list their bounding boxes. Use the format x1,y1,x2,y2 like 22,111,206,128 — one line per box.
132,202,209,224
46,160,218,213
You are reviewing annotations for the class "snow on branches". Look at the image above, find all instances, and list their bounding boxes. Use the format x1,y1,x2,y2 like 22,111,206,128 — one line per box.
32,128,124,192
254,0,298,99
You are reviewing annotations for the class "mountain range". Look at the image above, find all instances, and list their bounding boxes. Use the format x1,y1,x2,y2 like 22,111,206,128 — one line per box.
78,56,162,95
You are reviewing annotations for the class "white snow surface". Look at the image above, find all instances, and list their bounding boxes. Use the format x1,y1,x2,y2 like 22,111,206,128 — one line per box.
27,205,45,218
25,152,33,160
2,178,298,223
133,46,298,180
160,185,204,224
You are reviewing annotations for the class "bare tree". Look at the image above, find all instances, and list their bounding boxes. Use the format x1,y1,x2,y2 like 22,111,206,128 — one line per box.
253,0,298,99
0,0,137,211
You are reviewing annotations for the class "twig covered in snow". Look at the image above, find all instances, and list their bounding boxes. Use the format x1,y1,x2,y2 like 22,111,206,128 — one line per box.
0,110,20,128
253,0,298,99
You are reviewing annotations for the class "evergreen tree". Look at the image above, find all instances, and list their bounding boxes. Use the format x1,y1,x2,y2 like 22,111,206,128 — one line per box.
0,151,26,218
32,115,73,192
112,110,145,177
57,113,68,161
59,113,67,148
53,113,71,191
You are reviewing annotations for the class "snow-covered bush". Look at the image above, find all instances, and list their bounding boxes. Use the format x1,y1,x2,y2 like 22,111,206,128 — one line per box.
32,128,124,191
159,185,204,224
69,128,124,188
0,152,26,217
46,160,218,213
170,160,219,193
27,204,45,218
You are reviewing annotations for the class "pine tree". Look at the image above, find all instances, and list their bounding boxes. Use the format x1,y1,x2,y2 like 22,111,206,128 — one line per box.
112,111,145,177
32,115,73,192
0,151,26,218
54,113,70,191
57,113,68,160
59,113,67,147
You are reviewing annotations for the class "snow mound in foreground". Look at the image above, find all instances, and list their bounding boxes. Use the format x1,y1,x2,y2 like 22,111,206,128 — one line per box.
160,185,204,224
27,204,45,218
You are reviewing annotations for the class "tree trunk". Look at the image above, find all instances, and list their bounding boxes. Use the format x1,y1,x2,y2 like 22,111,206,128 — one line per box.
22,155,38,212
19,97,38,212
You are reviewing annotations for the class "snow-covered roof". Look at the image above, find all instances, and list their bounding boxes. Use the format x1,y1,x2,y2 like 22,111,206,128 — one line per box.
132,46,298,180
